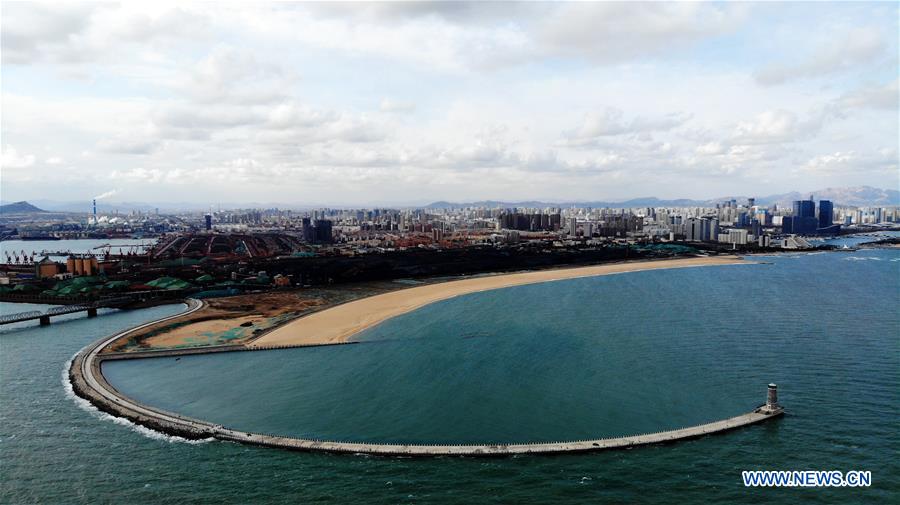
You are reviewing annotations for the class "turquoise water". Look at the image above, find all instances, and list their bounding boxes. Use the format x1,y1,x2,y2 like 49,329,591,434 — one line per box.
3,247,899,503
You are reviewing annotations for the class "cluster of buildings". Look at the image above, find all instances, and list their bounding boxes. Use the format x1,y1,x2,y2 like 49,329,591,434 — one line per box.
4,195,900,258
782,199,838,235
80,197,900,252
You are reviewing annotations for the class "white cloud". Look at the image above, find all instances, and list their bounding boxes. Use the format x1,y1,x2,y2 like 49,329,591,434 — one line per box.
731,109,832,145
97,136,161,155
1,2,897,204
838,79,899,111
696,142,725,156
755,28,887,86
1,146,37,169
560,108,691,147
538,2,747,63
798,149,898,175
2,3,208,65
379,99,416,113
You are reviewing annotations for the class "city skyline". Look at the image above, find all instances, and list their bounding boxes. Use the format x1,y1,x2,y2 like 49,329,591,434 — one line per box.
2,2,898,204
3,183,898,214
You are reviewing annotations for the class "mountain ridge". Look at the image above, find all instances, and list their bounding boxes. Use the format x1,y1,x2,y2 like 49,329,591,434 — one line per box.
2,186,897,212
425,186,900,209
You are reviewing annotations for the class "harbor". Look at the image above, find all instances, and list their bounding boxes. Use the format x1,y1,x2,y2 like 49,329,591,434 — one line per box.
70,290,784,457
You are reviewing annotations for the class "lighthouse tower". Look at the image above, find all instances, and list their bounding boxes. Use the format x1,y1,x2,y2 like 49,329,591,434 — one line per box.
761,383,782,414
767,383,778,407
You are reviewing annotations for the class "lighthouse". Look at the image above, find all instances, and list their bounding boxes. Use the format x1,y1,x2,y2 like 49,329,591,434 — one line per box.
759,383,783,415
767,383,778,407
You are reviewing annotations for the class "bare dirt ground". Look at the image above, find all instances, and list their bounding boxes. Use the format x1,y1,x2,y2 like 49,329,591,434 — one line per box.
103,292,326,352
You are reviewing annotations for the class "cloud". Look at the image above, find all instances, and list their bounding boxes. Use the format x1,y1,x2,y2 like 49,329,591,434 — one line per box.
2,2,897,204
798,148,898,175
379,99,416,113
538,2,747,64
2,3,208,65
695,142,725,156
731,109,833,144
838,79,899,111
560,107,691,147
0,2,97,64
97,136,161,155
755,28,886,85
182,45,293,104
1,146,37,168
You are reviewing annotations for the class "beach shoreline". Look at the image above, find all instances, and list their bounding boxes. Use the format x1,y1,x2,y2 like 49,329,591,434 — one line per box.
251,256,749,348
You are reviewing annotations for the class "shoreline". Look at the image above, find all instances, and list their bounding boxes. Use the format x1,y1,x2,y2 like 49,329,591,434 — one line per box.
68,298,784,456
66,255,789,456
252,255,749,348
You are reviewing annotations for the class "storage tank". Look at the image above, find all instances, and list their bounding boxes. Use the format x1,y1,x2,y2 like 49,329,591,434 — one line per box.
83,257,95,276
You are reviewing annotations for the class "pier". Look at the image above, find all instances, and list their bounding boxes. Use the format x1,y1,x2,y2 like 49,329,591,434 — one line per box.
69,300,784,456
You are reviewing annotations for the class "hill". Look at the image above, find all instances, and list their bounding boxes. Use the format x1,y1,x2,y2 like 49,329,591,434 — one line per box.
0,201,46,214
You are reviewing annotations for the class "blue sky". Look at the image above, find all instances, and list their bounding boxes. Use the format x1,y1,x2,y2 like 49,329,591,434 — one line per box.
2,1,897,206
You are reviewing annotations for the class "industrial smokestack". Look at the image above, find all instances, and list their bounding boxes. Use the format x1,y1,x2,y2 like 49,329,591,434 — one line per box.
93,199,97,225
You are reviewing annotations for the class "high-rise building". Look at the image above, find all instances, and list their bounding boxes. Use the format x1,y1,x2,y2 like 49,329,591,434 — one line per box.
818,200,833,229
302,217,315,242
789,197,818,234
314,219,333,243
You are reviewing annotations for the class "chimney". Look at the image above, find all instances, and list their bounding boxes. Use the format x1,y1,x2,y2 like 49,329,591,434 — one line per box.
93,199,97,226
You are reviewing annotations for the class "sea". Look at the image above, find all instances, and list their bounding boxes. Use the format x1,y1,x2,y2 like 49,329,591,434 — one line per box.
1,235,897,504
1,238,155,259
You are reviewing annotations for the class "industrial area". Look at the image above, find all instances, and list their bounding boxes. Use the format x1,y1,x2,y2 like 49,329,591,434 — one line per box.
1,195,898,308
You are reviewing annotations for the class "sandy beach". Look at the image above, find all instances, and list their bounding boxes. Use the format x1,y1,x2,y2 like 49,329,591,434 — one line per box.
251,256,747,347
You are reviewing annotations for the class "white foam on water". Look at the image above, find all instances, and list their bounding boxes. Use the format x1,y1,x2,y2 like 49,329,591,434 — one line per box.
843,256,882,261
62,353,214,445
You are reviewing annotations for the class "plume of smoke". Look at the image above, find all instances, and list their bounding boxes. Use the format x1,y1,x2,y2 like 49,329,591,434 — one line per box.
94,189,118,200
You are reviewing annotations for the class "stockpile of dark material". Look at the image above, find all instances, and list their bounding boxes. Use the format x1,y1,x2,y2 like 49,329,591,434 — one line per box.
263,245,664,286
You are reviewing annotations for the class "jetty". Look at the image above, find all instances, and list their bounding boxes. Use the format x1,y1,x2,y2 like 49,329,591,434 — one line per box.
69,299,784,456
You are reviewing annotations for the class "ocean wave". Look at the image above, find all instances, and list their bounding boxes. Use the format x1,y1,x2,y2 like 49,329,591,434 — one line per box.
62,353,214,445
843,256,882,261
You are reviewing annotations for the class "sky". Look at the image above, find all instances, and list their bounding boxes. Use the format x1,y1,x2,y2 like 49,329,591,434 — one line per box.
1,1,898,206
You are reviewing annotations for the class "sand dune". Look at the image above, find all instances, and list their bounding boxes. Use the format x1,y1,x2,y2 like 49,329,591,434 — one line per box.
250,256,747,348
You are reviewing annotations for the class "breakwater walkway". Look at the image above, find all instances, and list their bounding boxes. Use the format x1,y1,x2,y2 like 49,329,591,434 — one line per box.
70,299,784,456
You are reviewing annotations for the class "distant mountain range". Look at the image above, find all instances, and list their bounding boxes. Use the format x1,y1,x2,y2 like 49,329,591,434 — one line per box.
2,186,897,213
0,201,46,214
426,186,900,209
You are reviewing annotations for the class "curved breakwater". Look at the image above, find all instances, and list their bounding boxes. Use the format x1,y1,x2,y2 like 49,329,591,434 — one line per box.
70,296,784,456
